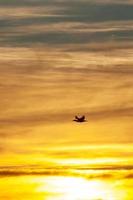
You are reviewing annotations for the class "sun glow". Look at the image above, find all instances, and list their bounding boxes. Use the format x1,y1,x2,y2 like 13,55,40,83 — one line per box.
37,176,117,200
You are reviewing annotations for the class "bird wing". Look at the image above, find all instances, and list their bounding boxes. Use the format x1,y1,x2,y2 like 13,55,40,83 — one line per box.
75,115,85,120
80,115,85,120
75,116,79,120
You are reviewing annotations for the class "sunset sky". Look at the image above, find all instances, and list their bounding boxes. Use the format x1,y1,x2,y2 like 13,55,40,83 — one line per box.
0,0,133,170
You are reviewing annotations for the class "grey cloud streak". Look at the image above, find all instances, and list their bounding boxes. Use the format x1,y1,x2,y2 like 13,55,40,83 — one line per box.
1,29,133,47
0,1,133,47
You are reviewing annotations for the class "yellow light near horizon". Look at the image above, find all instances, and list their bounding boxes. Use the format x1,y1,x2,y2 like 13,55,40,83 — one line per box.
54,157,131,167
36,176,118,200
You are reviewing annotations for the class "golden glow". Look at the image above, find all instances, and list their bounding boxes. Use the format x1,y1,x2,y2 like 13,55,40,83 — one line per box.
37,176,116,200
0,0,133,199
54,157,132,167
0,174,132,200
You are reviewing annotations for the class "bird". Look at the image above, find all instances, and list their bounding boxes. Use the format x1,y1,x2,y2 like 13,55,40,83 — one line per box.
73,115,86,123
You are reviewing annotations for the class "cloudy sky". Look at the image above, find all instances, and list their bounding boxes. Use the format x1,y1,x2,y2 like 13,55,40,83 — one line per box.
0,0,133,168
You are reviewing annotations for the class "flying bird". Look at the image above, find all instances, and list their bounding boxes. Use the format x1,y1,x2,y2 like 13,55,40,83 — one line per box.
73,115,86,123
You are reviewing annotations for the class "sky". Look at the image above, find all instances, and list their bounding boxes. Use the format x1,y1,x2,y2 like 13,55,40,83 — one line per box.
0,0,133,169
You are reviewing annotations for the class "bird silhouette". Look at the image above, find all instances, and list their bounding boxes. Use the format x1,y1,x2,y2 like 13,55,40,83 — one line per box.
73,115,86,122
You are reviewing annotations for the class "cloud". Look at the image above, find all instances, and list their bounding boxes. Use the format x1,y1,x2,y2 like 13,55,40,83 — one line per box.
0,145,4,153
125,173,133,179
0,0,52,7
0,106,133,128
0,165,132,179
57,1,133,22
1,29,133,47
0,0,133,47
0,0,133,148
